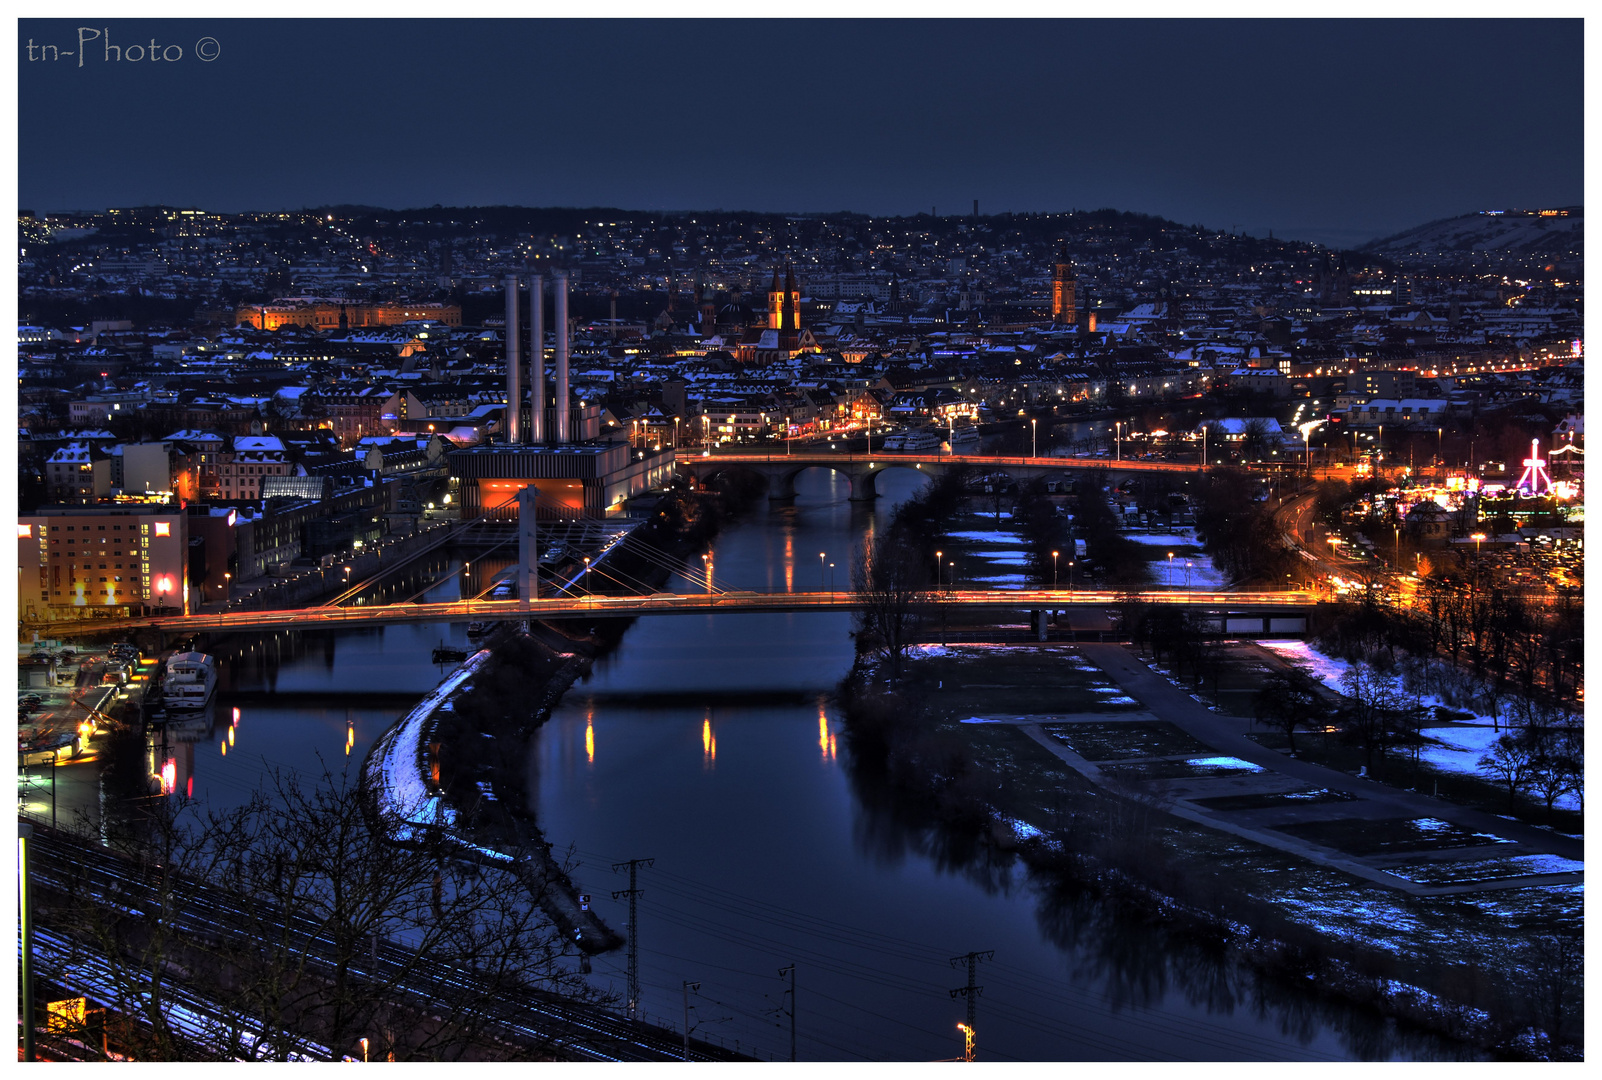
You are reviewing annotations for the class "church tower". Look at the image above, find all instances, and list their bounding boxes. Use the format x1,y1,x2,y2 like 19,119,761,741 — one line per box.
767,267,785,330
1051,243,1077,326
783,264,800,333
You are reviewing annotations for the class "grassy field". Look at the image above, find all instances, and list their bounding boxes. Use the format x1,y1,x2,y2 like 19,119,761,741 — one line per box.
1040,720,1212,760
877,645,1584,1056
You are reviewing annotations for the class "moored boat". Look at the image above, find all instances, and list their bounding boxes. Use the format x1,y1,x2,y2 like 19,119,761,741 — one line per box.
162,652,217,710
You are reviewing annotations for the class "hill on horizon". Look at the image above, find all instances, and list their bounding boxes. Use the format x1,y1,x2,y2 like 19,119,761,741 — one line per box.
1362,208,1582,258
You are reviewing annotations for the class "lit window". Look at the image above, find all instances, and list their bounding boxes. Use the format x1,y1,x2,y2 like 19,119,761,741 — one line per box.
154,522,171,537
17,524,31,538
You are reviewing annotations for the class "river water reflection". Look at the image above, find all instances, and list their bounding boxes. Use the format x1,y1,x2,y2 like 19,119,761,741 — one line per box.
527,470,1465,1062
186,468,1466,1061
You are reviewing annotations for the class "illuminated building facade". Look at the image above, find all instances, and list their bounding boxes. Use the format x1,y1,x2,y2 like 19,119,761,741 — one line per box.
1051,243,1077,325
233,298,462,330
448,444,673,520
17,506,188,620
736,264,818,363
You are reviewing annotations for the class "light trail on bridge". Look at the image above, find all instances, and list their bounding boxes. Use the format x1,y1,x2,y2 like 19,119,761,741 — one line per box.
687,450,1210,473
35,588,1316,639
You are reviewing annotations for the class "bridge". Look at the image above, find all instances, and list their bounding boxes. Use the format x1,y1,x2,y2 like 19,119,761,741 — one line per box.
677,450,1207,501
32,587,1315,640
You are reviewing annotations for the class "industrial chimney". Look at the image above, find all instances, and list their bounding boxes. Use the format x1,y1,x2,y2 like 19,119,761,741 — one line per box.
528,274,545,443
554,272,571,443
503,275,521,444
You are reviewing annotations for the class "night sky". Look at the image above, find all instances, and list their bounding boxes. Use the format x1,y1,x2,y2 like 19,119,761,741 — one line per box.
17,18,1583,247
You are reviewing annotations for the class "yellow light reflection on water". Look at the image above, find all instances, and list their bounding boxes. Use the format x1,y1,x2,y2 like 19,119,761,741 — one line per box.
819,711,829,759
585,713,595,765
220,740,227,756
702,716,716,766
228,726,235,746
784,531,794,593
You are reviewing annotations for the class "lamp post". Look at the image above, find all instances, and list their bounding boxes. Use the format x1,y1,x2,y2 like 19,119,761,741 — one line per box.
1030,418,1037,459
1052,550,1059,589
1167,552,1174,587
583,556,591,600
1185,560,1192,589
829,562,835,594
1067,560,1074,589
936,550,943,591
819,552,826,589
1115,420,1122,462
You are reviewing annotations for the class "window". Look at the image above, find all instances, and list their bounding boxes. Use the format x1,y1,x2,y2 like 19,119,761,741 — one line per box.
154,522,171,537
16,524,30,538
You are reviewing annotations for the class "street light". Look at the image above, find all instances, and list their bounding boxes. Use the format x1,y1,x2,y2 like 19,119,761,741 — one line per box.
1067,560,1074,589
1030,417,1037,459
1167,552,1174,587
583,556,591,599
819,552,826,589
829,562,835,593
936,550,943,591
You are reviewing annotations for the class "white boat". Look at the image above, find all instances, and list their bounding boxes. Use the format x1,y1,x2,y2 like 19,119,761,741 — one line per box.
948,426,980,450
879,433,907,451
899,430,941,452
163,652,217,710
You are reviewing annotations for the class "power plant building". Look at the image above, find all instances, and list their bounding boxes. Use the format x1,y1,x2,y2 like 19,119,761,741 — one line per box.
448,274,672,520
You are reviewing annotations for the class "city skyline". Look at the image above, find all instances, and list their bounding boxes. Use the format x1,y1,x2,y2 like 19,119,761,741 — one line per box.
17,18,1584,248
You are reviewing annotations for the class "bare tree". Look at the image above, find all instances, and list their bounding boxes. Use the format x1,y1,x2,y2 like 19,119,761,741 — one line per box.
1254,664,1323,756
39,767,608,1061
851,529,928,684
1477,734,1535,812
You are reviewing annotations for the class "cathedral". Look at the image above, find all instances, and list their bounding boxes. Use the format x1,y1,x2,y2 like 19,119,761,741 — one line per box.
735,263,819,364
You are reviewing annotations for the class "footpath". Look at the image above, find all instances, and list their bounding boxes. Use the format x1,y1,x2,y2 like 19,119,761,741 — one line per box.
1018,642,1584,896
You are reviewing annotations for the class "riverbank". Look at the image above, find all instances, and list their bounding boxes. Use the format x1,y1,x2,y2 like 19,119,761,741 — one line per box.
360,477,771,954
835,642,1581,1060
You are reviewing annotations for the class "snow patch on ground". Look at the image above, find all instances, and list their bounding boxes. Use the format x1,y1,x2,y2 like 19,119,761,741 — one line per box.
975,551,1032,567
364,649,493,844
1125,532,1203,548
1149,553,1228,589
946,530,1024,544
1187,756,1264,772
972,573,1030,586
1260,641,1581,811
999,816,1045,840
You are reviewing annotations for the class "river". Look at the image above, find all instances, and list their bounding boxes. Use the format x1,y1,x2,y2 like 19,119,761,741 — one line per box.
167,468,1465,1061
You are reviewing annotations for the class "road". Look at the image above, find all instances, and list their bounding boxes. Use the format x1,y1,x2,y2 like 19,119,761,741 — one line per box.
691,448,1209,473
32,587,1316,639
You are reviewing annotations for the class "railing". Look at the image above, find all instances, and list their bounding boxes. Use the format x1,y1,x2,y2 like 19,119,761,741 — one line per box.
29,588,1317,638
684,450,1202,472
